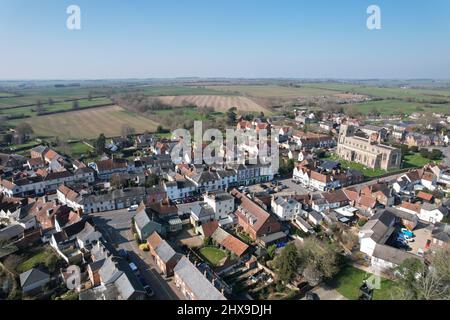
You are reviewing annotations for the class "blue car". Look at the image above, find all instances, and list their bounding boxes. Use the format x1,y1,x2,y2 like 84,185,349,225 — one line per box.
401,228,414,238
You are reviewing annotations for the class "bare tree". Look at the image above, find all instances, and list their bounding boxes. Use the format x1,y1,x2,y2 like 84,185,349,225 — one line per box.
121,124,135,138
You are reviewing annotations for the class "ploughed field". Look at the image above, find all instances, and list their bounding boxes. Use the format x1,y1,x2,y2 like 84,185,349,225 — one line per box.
11,105,159,139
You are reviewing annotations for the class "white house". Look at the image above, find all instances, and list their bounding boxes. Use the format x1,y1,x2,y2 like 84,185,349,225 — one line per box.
163,180,196,200
418,203,448,223
271,196,302,221
203,192,235,221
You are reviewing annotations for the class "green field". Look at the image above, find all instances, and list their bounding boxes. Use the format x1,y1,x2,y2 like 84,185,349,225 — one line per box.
206,85,338,98
199,246,228,267
302,83,450,100
346,99,450,116
0,92,16,98
134,86,229,96
0,97,112,118
0,85,112,109
328,265,397,300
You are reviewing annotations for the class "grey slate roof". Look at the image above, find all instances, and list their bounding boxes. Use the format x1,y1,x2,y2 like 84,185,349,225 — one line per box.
19,268,50,288
0,224,25,241
99,257,122,284
155,240,177,263
361,210,396,244
191,202,215,220
134,210,150,230
432,223,450,243
173,257,226,300
372,244,422,265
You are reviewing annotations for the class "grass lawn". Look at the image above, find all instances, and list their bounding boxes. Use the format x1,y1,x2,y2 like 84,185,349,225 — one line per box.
403,152,435,168
199,246,228,267
16,250,52,273
329,152,434,178
328,265,397,300
327,153,394,178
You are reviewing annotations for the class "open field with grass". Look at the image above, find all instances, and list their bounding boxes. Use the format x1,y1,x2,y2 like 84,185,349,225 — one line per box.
135,86,229,96
302,83,450,100
56,141,94,158
327,265,397,300
156,95,270,113
0,92,16,98
206,85,339,99
0,97,112,118
0,85,112,109
11,105,159,139
199,246,227,267
347,99,450,115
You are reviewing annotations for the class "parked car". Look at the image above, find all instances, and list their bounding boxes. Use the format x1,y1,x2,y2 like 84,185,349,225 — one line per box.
129,262,140,275
128,204,139,212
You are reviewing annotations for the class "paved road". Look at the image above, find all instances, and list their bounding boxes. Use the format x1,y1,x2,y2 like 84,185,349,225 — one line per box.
91,209,183,300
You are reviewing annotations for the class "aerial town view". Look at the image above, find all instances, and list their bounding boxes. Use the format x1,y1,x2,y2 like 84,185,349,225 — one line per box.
1,0,450,310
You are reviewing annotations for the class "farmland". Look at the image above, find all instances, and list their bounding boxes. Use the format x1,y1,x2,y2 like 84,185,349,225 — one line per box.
301,83,450,100
155,95,270,113
0,97,113,118
0,83,117,109
11,105,159,139
206,85,339,99
134,85,229,96
0,92,16,98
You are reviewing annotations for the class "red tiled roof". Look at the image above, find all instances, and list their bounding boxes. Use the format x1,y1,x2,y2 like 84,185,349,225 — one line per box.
417,191,433,202
310,171,331,183
231,189,271,233
201,221,219,238
357,196,377,209
44,149,60,161
421,172,435,182
147,231,163,250
221,235,249,257
399,201,421,213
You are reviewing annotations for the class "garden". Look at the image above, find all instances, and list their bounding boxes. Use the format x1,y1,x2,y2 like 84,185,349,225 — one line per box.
327,265,397,300
198,246,228,267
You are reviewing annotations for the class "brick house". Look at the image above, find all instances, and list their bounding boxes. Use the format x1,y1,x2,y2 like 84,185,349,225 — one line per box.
231,189,282,241
147,232,181,277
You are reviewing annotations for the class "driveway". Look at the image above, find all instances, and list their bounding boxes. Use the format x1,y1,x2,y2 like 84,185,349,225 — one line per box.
91,209,184,300
304,285,347,300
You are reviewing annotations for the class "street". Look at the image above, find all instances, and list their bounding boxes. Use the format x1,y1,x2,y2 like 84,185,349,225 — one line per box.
91,209,184,300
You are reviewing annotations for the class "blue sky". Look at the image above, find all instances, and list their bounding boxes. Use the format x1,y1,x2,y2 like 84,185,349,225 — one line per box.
0,0,449,79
